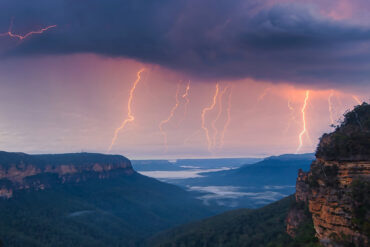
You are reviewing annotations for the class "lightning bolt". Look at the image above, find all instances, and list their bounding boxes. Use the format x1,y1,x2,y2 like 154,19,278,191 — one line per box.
328,90,335,125
219,86,232,149
352,95,362,105
179,81,191,125
258,87,271,102
212,86,230,148
201,83,219,151
296,90,310,154
288,99,300,125
288,100,294,111
107,68,145,152
0,19,56,41
159,84,181,152
283,99,297,135
183,130,202,145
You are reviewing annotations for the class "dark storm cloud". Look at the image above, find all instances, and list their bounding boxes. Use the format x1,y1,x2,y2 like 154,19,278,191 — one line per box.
1,0,370,85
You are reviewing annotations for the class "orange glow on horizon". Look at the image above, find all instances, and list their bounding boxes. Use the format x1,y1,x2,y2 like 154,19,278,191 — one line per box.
0,20,56,41
201,83,219,151
3,53,370,158
159,84,181,152
296,90,310,154
107,68,145,152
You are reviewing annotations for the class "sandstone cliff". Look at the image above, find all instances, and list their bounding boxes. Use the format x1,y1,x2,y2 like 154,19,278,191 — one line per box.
0,152,134,198
287,103,370,247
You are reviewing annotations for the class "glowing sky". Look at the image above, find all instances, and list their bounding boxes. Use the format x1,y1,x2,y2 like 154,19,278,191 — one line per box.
0,0,369,159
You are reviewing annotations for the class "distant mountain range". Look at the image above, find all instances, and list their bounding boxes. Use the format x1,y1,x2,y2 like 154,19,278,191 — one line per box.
0,151,316,246
132,157,262,171
151,103,370,247
133,153,314,209
0,151,213,247
187,153,315,186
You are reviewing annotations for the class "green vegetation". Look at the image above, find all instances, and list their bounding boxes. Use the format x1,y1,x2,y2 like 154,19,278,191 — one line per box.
0,152,131,170
351,179,370,238
151,195,319,247
316,103,370,160
285,220,320,247
0,173,212,247
284,198,320,247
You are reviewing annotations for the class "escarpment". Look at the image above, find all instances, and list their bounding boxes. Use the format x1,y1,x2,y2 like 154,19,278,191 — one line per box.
0,152,134,198
287,103,370,247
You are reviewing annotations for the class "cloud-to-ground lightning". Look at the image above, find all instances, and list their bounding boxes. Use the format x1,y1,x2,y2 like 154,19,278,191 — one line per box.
296,90,310,154
159,84,181,152
0,19,56,41
352,95,362,105
107,68,145,152
257,87,271,102
178,81,191,125
219,86,233,149
201,83,219,151
288,100,294,111
183,129,202,145
212,85,230,148
328,90,335,125
283,99,298,135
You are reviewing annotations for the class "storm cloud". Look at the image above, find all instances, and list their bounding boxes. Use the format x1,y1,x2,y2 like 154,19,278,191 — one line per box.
1,0,370,85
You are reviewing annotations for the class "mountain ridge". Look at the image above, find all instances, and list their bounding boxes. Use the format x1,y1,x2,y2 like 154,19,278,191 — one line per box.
0,151,214,246
0,151,134,198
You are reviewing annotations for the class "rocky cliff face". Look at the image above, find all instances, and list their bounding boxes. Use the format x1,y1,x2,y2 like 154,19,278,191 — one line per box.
286,169,310,237
0,152,134,198
289,159,370,246
287,103,370,247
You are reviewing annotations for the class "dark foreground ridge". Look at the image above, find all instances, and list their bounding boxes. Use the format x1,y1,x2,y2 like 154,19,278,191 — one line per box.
151,195,318,247
0,151,212,246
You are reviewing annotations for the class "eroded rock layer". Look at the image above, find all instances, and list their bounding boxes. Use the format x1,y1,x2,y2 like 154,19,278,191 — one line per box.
287,103,370,247
0,152,134,198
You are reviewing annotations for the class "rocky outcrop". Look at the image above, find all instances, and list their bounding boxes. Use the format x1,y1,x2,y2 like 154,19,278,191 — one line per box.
287,103,370,246
0,152,134,198
296,159,369,246
286,169,310,237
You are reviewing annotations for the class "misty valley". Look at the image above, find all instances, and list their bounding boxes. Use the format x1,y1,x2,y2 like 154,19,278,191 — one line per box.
132,154,313,209
0,104,369,247
1,0,370,246
0,152,312,247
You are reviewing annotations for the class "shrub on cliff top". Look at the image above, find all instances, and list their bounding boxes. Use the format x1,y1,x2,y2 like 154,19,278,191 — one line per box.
316,103,370,161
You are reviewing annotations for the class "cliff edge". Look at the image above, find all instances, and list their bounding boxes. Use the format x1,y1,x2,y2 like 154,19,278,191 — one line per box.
287,103,370,247
0,152,134,198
